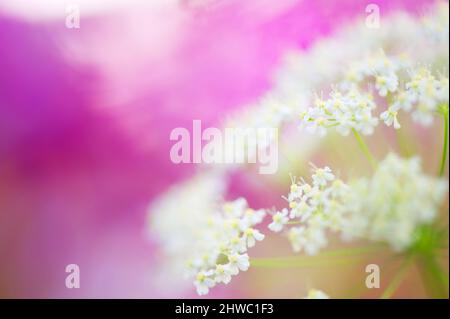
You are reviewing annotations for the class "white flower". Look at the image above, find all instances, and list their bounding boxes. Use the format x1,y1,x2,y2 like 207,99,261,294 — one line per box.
288,224,328,255
305,289,330,299
275,166,349,254
404,68,449,126
393,90,416,112
228,236,247,253
194,271,216,296
149,173,266,295
227,253,250,275
276,154,448,254
312,166,335,187
243,228,265,247
268,209,289,232
300,89,379,137
380,107,401,129
214,264,232,284
300,106,329,137
289,199,313,220
342,154,448,251
375,72,399,97
242,208,266,227
223,198,248,218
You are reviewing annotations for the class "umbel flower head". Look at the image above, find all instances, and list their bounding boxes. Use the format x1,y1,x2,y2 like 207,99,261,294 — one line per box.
299,88,379,137
269,165,351,255
149,172,266,295
270,154,448,254
189,198,265,295
342,154,448,251
299,50,449,138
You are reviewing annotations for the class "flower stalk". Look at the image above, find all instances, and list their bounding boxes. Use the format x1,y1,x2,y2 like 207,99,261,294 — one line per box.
438,104,449,177
352,129,377,169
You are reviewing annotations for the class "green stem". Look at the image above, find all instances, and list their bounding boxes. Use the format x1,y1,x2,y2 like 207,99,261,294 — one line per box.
252,246,382,268
395,121,415,158
380,256,414,299
352,129,377,169
438,107,448,177
417,254,449,298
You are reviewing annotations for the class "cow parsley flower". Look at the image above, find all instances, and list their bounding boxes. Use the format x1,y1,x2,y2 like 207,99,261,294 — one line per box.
227,253,250,275
403,68,449,126
342,154,448,251
185,198,265,295
149,172,267,295
375,72,399,97
268,208,289,232
214,264,232,284
194,271,216,296
271,166,350,255
312,166,335,187
380,105,401,129
272,154,448,254
243,227,265,247
299,89,379,137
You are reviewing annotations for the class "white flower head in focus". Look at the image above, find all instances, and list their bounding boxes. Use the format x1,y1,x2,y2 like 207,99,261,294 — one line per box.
270,165,350,255
184,198,266,295
299,89,379,137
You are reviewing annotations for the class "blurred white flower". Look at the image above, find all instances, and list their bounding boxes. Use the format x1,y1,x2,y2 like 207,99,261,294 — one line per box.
214,264,232,284
342,154,448,251
375,73,399,97
268,209,289,232
243,228,265,248
405,68,449,126
194,271,216,295
227,253,250,274
380,107,401,129
312,166,335,187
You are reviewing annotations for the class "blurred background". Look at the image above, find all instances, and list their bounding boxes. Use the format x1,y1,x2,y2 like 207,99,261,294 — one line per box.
0,0,444,298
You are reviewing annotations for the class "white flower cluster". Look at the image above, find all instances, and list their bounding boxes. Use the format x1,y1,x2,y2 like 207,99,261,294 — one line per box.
300,51,448,137
268,165,350,255
149,172,267,295
299,89,378,137
343,50,449,129
191,198,266,295
341,50,406,93
228,2,449,136
149,2,449,297
399,68,448,126
270,154,448,253
342,154,448,251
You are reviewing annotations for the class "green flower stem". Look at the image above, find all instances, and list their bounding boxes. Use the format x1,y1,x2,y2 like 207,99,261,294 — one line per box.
352,129,377,170
438,105,449,177
380,255,414,299
395,121,415,157
251,246,382,268
417,254,449,298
